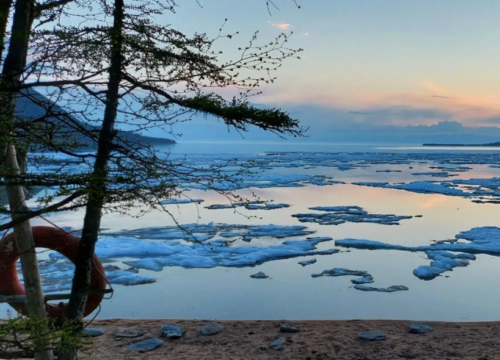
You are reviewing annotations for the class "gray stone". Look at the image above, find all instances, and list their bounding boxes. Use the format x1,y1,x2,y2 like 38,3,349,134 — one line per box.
358,331,387,341
250,271,268,279
269,337,286,350
129,338,163,353
409,323,434,334
83,327,104,337
114,326,148,338
280,325,300,333
200,322,224,336
161,325,186,339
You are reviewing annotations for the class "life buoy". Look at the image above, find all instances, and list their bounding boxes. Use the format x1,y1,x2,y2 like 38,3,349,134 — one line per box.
0,226,107,318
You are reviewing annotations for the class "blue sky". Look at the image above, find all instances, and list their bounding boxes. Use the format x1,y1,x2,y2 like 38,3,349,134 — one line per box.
162,0,500,132
41,0,500,142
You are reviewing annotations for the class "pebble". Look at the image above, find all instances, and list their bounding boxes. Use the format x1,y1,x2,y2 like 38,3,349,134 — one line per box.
409,323,434,334
83,327,104,337
161,325,186,339
200,322,224,336
129,338,163,353
280,325,300,333
269,337,286,350
115,327,148,338
358,330,387,341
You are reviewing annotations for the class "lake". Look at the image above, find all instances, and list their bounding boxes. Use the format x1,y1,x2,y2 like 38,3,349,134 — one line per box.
3,142,500,321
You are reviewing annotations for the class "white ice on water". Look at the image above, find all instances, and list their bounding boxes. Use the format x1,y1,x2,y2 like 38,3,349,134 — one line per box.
335,227,500,280
293,206,414,226
40,224,336,288
160,198,204,205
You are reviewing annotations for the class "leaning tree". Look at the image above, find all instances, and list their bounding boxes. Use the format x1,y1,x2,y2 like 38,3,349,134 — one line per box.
2,1,303,357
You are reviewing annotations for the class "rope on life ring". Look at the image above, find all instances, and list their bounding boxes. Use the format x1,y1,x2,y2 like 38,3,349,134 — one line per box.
0,226,107,318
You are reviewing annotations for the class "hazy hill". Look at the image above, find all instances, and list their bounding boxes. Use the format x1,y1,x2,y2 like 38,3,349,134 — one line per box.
15,89,176,149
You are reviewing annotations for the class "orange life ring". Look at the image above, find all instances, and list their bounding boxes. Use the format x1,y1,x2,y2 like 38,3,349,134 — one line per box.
0,226,107,318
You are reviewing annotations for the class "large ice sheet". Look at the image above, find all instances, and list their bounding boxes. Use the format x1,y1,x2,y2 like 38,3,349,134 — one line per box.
103,223,316,243
103,236,338,270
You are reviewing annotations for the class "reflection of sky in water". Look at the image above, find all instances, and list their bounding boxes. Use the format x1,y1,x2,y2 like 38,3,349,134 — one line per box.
3,144,500,321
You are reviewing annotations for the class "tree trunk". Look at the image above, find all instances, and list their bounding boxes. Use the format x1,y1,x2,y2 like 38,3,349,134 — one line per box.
66,0,124,322
60,3,123,359
0,0,12,63
0,0,13,201
0,1,53,359
5,146,54,360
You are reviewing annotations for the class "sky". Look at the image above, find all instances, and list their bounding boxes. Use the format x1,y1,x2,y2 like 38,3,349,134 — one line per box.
150,0,500,142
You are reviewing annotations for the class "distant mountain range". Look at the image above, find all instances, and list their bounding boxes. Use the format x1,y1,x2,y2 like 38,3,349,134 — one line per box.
15,89,176,149
423,142,500,147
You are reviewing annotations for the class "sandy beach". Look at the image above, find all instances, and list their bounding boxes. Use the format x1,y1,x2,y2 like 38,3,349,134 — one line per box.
78,319,500,359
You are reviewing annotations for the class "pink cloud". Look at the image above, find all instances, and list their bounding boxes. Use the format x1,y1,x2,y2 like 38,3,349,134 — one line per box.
268,21,292,30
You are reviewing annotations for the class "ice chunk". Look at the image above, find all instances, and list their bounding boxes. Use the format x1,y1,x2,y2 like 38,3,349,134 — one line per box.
105,270,156,286
298,258,317,266
354,285,409,293
351,275,374,284
311,268,369,279
250,271,268,279
411,172,457,177
219,224,315,239
246,203,290,210
161,198,204,205
293,206,413,226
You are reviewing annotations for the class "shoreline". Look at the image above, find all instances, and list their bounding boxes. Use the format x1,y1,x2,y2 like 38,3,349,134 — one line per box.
77,319,500,359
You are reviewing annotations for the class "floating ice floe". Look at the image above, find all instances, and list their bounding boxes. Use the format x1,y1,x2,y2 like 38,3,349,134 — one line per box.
429,166,471,172
160,198,204,205
353,176,500,203
205,201,290,211
351,275,374,284
352,181,468,197
180,174,344,191
354,285,409,293
218,224,315,240
105,270,156,286
292,206,414,226
335,227,500,280
411,171,457,178
102,223,317,244
310,267,406,292
22,258,156,293
41,224,334,289
205,200,266,210
103,223,219,242
298,258,317,266
31,151,500,197
246,203,290,210
250,271,269,279
311,268,371,282
100,236,338,271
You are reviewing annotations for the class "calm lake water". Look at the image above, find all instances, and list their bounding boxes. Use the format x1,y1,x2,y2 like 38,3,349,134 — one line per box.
3,142,500,321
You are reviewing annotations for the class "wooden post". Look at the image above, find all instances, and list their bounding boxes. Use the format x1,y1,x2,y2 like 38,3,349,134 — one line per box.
5,144,53,360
